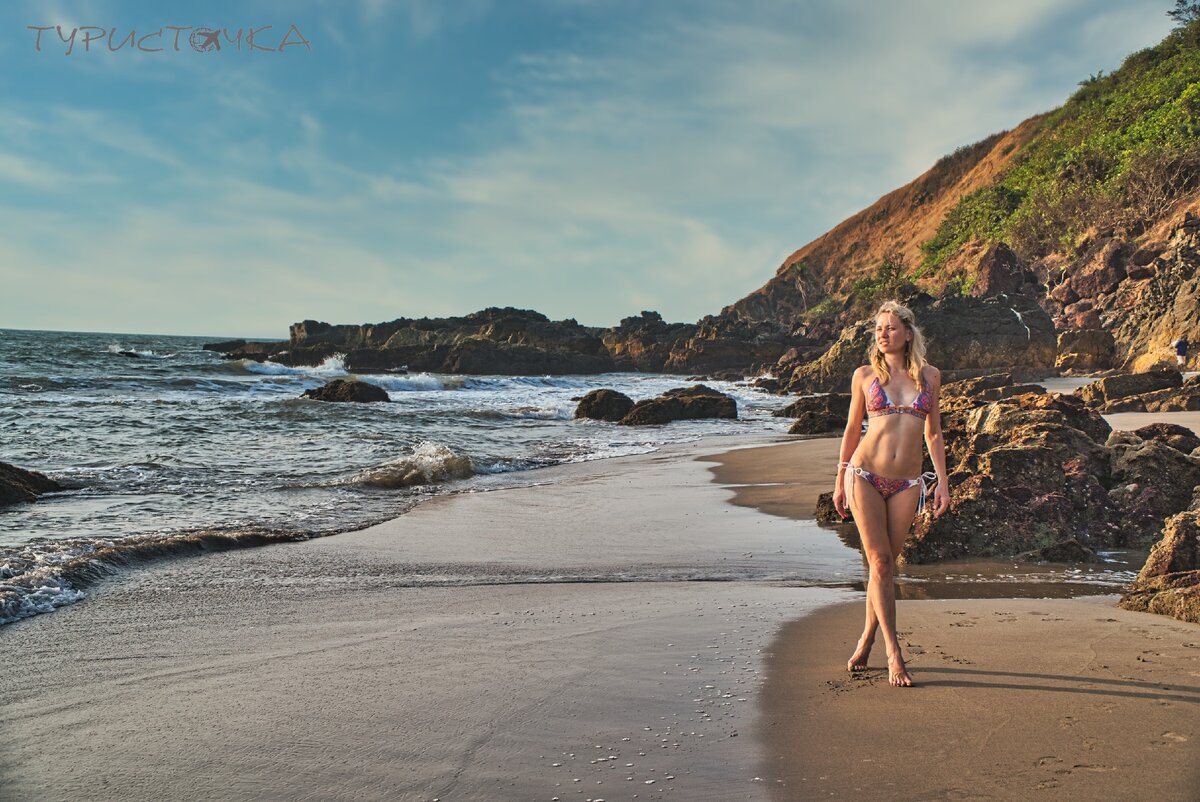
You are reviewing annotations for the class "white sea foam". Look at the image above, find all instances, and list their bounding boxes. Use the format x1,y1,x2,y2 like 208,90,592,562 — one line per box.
369,373,446,392
243,354,349,377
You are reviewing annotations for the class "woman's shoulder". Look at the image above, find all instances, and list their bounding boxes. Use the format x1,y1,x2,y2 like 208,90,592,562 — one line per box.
920,364,941,384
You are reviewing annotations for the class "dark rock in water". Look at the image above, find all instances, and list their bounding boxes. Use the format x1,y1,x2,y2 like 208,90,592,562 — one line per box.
1104,430,1200,547
574,389,634,422
1119,510,1200,624
619,385,737,426
219,340,290,360
0,462,61,506
1015,538,1099,563
1130,422,1200,455
301,379,390,403
203,339,246,352
1076,369,1181,407
753,377,782,393
114,349,142,358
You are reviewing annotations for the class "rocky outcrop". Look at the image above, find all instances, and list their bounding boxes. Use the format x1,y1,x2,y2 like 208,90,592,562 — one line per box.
662,312,808,375
1076,369,1181,406
574,389,635,422
0,462,61,506
213,308,619,376
773,393,850,435
301,379,390,403
619,385,737,426
1105,428,1200,546
202,339,247,352
1043,208,1200,372
600,311,697,372
1056,329,1115,371
939,373,1046,412
1118,510,1200,624
1015,537,1099,563
772,291,1056,394
902,391,1121,563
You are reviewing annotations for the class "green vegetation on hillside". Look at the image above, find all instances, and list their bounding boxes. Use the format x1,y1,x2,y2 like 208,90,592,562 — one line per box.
920,19,1200,273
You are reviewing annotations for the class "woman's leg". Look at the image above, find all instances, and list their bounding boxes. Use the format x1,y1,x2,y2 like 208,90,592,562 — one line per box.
882,482,922,686
847,471,905,682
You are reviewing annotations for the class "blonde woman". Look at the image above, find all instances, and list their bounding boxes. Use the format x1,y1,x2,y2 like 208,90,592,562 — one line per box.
832,301,951,686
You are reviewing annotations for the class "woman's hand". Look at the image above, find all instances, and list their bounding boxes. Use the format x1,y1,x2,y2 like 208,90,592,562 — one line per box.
931,482,951,518
833,482,849,520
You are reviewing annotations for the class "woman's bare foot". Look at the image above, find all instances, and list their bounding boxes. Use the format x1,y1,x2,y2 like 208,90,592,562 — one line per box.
887,653,913,687
847,636,873,672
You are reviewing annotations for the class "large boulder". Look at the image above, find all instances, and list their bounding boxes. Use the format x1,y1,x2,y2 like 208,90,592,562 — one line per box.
1118,510,1200,624
0,462,61,506
301,379,391,403
902,393,1120,563
574,389,634,422
619,385,737,426
1105,430,1200,547
1076,369,1182,407
1056,329,1116,371
776,393,851,436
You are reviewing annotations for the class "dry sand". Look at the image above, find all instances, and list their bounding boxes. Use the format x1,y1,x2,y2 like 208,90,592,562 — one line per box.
741,408,1200,802
759,597,1200,801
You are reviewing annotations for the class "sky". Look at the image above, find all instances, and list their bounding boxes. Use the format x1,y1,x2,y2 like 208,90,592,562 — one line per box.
0,0,1177,339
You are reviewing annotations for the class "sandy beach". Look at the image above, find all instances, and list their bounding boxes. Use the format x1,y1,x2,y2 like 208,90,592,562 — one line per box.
1,433,856,802
3,412,1200,800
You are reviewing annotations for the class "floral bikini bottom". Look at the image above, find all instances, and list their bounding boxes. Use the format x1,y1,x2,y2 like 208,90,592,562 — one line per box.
840,461,937,515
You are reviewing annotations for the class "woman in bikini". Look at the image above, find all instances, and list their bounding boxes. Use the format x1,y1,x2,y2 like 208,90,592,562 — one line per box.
832,301,951,687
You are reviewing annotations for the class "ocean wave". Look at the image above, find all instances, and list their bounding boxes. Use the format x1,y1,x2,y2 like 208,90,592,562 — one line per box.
0,526,317,626
242,354,348,377
369,373,446,392
347,441,476,489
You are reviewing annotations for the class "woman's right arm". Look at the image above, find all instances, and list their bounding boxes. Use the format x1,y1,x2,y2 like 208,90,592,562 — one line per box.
833,367,866,518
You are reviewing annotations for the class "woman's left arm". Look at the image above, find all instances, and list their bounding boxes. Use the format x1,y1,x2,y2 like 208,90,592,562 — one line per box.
923,366,952,516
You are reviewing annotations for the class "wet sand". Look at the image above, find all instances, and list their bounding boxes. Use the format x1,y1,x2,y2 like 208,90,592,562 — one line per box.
1,433,856,802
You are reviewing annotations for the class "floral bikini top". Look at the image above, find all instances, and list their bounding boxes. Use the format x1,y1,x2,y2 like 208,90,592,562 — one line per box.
865,373,933,419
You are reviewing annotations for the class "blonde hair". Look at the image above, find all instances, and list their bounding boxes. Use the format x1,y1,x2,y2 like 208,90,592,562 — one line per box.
868,300,929,390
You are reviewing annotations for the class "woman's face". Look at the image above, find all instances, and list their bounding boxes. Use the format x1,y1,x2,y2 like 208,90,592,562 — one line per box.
875,312,910,354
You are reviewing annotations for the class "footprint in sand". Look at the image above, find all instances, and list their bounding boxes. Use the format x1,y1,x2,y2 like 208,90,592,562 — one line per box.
1036,756,1063,768
1059,717,1077,729
1159,732,1189,743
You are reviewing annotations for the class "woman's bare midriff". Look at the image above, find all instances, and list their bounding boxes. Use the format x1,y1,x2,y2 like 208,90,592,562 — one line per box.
850,415,925,478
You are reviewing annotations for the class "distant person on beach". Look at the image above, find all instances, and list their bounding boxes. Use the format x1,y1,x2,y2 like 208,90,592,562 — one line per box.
1173,334,1188,369
832,301,951,687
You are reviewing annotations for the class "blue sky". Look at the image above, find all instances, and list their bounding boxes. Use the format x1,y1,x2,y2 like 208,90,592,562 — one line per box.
0,0,1176,338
